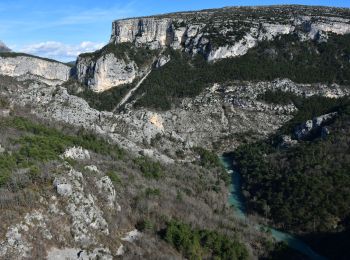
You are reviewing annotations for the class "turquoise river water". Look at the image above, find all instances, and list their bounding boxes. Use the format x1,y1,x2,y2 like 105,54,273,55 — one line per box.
220,155,327,260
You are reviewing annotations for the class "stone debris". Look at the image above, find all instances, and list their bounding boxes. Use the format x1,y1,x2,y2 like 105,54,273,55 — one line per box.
62,146,91,161
121,229,142,243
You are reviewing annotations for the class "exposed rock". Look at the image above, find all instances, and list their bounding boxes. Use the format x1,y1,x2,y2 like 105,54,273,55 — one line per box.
116,244,125,256
155,55,171,68
294,112,337,140
0,144,5,153
47,247,113,260
321,126,330,139
76,53,138,92
55,166,109,245
96,176,119,209
0,55,70,85
0,211,52,258
109,7,350,62
280,135,298,148
121,229,142,242
55,182,72,197
110,18,172,49
0,109,10,117
85,165,100,173
62,146,91,161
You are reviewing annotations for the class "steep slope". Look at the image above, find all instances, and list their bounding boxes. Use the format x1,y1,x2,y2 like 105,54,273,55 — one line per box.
73,5,350,108
1,4,350,260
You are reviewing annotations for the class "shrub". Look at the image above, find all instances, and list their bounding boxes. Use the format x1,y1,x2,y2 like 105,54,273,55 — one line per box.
134,157,164,179
107,171,121,184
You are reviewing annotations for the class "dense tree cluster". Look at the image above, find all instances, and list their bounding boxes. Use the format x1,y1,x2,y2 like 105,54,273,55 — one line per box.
164,220,248,260
233,97,350,234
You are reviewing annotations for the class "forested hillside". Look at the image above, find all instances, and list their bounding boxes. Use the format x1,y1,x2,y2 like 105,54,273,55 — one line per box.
133,33,350,110
234,95,350,258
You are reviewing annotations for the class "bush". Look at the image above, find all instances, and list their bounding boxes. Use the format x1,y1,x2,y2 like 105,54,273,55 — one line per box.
134,156,164,179
107,171,121,184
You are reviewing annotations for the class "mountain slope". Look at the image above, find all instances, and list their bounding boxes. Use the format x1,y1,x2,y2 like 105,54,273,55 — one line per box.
0,4,350,260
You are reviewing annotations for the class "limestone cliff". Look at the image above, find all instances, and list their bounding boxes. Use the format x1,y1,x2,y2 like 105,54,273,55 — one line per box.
0,54,71,86
72,6,350,93
76,53,138,92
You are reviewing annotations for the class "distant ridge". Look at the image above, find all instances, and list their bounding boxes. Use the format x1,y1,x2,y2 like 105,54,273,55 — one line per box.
0,41,11,52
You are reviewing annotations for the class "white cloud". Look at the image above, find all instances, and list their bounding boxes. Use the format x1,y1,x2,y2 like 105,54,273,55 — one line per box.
20,41,105,62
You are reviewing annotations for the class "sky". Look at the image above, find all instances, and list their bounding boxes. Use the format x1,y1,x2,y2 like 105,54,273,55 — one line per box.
0,0,349,61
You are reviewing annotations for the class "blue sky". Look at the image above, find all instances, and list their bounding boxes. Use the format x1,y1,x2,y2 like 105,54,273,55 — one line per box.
1,0,349,61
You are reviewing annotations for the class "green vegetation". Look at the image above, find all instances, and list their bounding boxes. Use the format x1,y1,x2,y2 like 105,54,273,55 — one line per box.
134,156,164,179
66,80,134,112
257,90,297,105
134,33,350,110
145,187,161,197
233,97,350,233
0,116,124,187
258,92,349,135
194,147,230,185
164,220,248,260
79,43,159,67
107,171,122,184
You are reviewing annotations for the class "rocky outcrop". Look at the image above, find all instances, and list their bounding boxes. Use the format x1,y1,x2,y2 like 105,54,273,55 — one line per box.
0,55,70,85
76,53,138,92
62,146,91,161
109,6,350,61
155,55,170,68
294,112,337,140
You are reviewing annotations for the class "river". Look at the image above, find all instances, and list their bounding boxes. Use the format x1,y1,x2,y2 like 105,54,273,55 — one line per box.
220,155,327,260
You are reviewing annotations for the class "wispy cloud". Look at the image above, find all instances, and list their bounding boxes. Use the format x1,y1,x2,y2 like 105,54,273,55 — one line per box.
20,41,105,62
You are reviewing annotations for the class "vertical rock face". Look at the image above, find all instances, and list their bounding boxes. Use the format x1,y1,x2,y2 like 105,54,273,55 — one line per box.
0,55,71,85
76,53,138,92
110,18,173,49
